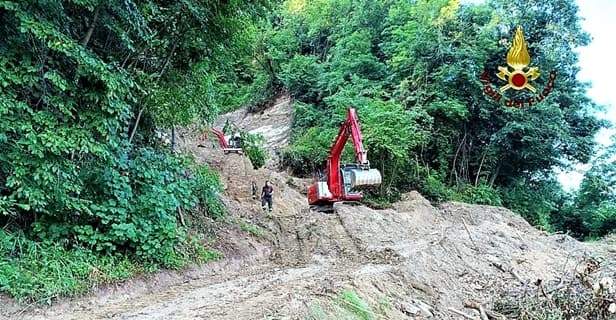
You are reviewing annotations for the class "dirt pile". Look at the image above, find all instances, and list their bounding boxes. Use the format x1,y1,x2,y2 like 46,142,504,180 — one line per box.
9,95,615,320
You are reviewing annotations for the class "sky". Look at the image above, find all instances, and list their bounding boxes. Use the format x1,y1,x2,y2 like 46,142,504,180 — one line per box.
557,0,616,190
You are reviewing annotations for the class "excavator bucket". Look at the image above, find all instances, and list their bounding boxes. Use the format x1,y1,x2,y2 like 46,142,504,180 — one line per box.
349,168,382,187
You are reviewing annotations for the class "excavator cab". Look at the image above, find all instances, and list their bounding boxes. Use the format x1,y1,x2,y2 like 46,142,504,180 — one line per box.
309,165,381,204
225,133,243,154
307,108,382,210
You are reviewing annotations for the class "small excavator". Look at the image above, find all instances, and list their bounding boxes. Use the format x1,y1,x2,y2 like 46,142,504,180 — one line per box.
307,108,382,211
200,128,243,154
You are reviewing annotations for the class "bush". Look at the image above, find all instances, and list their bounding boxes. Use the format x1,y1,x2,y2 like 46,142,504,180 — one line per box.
290,102,333,137
0,230,139,302
28,149,224,267
282,127,338,176
588,202,616,237
240,132,268,169
216,70,275,114
405,166,454,203
0,229,219,302
452,183,503,207
279,55,324,102
189,163,226,219
501,178,563,232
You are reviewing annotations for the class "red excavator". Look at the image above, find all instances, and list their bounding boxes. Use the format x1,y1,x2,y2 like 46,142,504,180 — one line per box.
201,128,243,154
307,108,382,210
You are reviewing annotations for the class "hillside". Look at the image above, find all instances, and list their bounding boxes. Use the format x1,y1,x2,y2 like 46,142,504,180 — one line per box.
6,96,614,320
3,1,615,319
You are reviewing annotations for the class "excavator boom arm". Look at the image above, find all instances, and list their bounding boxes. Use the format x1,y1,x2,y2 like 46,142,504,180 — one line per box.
210,128,230,148
328,108,368,166
327,108,370,197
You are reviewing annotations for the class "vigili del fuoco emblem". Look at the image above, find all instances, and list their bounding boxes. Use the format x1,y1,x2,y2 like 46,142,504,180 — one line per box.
480,26,556,107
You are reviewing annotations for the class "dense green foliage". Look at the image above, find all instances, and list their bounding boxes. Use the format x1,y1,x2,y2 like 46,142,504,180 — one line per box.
240,131,268,169
557,139,616,238
235,0,611,235
0,0,268,300
1,229,139,301
0,229,219,301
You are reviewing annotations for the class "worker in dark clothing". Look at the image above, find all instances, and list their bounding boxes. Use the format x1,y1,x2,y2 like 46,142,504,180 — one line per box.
261,181,273,212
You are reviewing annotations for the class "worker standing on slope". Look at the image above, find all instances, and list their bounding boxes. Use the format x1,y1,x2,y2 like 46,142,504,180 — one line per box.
261,181,274,212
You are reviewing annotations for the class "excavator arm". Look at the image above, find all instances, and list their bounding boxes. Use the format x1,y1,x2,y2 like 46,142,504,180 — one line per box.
308,108,381,207
210,128,230,149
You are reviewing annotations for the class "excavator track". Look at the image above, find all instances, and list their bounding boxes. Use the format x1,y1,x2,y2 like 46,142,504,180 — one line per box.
309,204,335,213
310,201,363,213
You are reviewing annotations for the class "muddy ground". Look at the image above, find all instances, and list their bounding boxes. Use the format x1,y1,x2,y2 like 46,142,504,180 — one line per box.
3,96,615,320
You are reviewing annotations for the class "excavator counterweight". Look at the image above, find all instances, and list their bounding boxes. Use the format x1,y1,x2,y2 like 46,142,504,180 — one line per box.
307,108,382,209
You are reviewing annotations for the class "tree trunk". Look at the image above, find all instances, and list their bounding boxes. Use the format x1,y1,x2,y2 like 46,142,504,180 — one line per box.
81,6,100,47
475,150,487,186
156,42,178,80
380,154,385,196
128,42,178,144
450,133,467,184
489,163,501,188
387,158,397,195
128,107,144,143
171,126,176,152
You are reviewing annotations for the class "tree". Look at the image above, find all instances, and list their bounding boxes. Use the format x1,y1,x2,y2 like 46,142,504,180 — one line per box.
567,138,616,237
0,0,269,264
261,0,603,228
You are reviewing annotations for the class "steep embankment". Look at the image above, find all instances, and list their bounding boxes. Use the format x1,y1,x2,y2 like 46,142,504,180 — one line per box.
214,95,293,168
10,95,614,320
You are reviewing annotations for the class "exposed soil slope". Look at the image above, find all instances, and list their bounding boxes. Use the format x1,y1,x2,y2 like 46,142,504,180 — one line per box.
7,95,614,320
214,94,293,167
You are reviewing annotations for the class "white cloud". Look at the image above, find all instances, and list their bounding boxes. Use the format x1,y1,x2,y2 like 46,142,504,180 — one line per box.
576,0,616,126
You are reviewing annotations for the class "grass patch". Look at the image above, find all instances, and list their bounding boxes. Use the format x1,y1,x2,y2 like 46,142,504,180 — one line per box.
376,296,391,314
0,230,220,303
0,233,140,303
338,290,374,320
305,291,387,320
239,219,265,237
